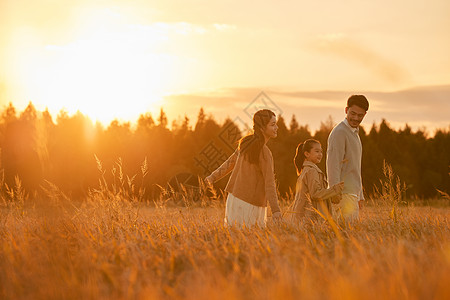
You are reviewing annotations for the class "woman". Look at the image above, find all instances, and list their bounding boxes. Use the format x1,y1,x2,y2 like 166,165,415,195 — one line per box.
205,109,282,228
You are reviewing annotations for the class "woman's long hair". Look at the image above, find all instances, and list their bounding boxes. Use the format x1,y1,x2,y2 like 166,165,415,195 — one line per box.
238,109,275,164
294,139,320,175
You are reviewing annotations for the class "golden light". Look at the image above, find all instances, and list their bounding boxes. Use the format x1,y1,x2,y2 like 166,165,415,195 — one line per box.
13,7,182,125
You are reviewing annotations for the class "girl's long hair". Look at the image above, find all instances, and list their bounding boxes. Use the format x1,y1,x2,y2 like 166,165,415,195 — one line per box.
238,109,275,164
294,139,320,175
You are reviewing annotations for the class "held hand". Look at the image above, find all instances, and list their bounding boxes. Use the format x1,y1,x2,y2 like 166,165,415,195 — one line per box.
331,195,342,204
330,182,344,204
334,181,345,193
359,200,365,210
204,176,213,186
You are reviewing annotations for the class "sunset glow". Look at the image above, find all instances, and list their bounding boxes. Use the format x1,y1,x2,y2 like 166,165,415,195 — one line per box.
5,7,186,124
0,3,449,299
1,0,449,129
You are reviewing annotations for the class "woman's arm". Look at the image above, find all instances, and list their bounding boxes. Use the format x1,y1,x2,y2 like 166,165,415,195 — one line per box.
205,150,238,184
260,148,281,214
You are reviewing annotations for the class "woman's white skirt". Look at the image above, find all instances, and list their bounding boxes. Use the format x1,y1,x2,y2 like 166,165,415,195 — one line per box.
224,193,267,228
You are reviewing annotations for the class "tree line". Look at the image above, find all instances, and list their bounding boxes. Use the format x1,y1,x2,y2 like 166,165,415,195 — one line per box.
0,102,449,200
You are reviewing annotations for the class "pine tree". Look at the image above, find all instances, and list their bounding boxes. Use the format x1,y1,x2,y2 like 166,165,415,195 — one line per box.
158,108,168,128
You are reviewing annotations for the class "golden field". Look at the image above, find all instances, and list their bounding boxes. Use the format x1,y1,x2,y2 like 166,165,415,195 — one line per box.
0,165,449,300
1,199,449,299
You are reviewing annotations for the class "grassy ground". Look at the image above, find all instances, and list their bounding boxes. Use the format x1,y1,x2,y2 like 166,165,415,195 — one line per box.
1,193,449,300
1,161,449,299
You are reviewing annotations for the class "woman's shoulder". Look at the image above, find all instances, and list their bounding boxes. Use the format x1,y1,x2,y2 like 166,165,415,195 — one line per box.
262,144,272,152
260,145,273,160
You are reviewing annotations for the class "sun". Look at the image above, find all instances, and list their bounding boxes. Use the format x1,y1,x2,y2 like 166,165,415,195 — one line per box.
16,8,179,125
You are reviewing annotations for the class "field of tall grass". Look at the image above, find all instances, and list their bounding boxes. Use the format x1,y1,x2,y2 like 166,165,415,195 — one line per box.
1,162,449,300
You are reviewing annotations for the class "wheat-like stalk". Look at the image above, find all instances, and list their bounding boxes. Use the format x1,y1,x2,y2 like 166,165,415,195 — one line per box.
0,160,449,300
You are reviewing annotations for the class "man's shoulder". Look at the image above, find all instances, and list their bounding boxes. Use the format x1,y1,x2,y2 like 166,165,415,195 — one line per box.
330,121,347,136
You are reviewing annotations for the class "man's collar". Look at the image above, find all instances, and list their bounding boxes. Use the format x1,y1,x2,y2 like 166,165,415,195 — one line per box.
343,118,359,133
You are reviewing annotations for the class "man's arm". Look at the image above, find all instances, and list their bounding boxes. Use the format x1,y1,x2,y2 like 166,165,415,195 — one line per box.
358,187,365,209
326,130,345,187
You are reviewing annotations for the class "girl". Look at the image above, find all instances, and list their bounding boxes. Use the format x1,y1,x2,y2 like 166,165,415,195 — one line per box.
205,109,282,228
290,139,344,222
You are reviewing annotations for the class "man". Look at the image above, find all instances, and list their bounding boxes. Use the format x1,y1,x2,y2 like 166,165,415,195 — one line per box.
326,95,369,222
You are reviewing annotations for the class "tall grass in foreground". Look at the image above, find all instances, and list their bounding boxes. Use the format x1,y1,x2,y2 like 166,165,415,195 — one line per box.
0,162,449,300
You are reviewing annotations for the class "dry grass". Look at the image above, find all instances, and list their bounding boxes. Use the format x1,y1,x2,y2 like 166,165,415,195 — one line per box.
0,163,449,300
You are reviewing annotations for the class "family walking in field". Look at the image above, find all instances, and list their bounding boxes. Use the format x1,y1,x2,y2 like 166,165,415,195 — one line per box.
205,95,369,228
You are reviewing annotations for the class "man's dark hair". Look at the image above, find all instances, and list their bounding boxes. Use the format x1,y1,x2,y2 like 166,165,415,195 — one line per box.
347,95,369,111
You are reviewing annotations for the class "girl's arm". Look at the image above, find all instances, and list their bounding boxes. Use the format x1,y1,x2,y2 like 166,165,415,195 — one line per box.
205,150,238,183
305,169,343,201
292,176,308,216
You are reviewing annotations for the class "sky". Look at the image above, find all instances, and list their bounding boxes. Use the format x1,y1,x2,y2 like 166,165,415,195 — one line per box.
0,0,449,133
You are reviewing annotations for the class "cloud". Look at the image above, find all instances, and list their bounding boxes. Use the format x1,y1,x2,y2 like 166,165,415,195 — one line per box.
213,23,237,32
162,85,450,135
314,34,411,85
365,85,450,118
275,85,450,133
149,22,208,35
143,22,236,36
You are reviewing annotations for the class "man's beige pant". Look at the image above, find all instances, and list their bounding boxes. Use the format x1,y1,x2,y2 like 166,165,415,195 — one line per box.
335,194,359,222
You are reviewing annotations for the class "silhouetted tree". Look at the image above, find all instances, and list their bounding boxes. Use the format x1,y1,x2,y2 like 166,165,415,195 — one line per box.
157,108,168,129
313,115,336,172
48,111,97,197
136,112,155,134
1,102,17,124
2,102,42,194
0,103,448,201
289,115,299,134
194,108,206,132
